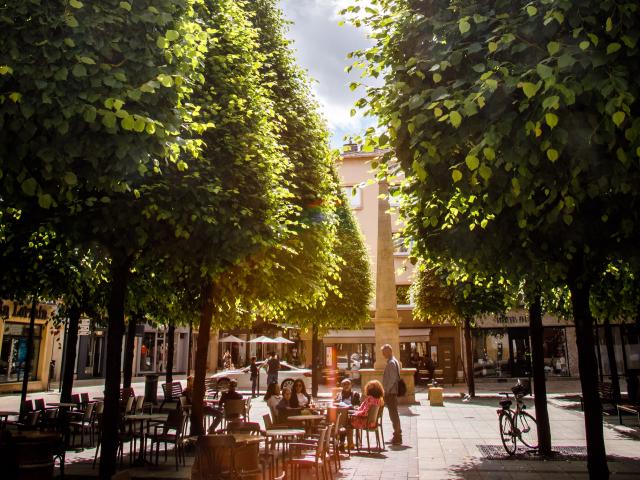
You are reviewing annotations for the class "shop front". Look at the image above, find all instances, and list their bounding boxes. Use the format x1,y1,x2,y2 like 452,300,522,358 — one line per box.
0,300,59,392
75,319,107,380
473,310,576,379
134,323,190,376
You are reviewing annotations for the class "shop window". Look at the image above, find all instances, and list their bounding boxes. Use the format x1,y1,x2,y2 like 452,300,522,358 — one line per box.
0,323,42,383
342,186,362,209
542,327,570,376
139,332,155,372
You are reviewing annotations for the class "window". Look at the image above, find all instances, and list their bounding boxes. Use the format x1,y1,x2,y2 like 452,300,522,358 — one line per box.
393,235,410,255
389,185,401,207
0,323,42,383
396,285,412,306
342,186,362,209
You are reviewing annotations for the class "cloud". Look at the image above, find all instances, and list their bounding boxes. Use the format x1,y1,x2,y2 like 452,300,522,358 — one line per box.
279,0,376,146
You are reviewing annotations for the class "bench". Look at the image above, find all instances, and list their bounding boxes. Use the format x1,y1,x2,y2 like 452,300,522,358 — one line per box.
580,382,615,411
160,382,183,411
617,404,639,425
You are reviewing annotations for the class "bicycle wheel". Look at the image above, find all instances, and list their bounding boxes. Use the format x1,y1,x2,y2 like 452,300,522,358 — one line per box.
516,411,538,449
499,412,517,455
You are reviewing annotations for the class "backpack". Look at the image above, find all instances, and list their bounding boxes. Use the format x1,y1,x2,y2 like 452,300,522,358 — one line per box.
395,359,407,397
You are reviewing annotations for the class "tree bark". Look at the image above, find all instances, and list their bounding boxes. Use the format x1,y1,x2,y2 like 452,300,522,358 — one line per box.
122,314,138,388
187,319,193,377
191,280,214,436
311,323,319,398
61,303,81,402
463,316,475,397
594,324,604,382
19,297,38,415
603,318,621,403
529,293,552,456
98,256,129,480
569,277,609,480
166,323,175,384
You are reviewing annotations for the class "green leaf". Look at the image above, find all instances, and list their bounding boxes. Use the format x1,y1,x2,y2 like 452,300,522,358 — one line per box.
452,169,463,182
459,19,471,34
21,178,38,196
479,164,492,180
557,54,575,69
412,160,427,181
432,73,442,83
121,115,135,131
542,95,560,110
65,15,79,28
119,1,131,11
78,56,95,65
156,37,168,49
606,43,621,55
521,82,540,99
488,41,498,53
545,113,558,129
606,17,613,32
547,41,560,55
63,171,78,186
536,63,553,79
547,148,559,162
612,111,625,127
38,193,53,209
72,64,87,77
69,0,83,9
526,5,537,16
83,106,96,123
9,92,21,103
449,111,462,128
483,147,495,160
0,65,13,75
579,41,590,50
165,30,180,41
102,112,116,129
465,155,480,171
54,67,68,81
134,117,146,132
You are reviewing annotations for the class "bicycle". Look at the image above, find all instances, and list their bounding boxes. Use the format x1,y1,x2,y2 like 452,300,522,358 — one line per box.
497,380,538,455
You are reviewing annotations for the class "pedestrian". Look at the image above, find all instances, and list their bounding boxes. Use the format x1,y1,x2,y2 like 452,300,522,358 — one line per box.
265,352,280,386
249,356,259,397
381,343,402,444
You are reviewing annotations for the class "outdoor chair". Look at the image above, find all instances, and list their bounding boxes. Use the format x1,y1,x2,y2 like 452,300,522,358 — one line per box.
69,401,95,447
81,392,90,407
16,410,41,431
147,408,188,470
353,404,381,453
205,377,219,402
160,381,183,411
71,393,81,410
134,395,145,414
289,427,329,480
376,403,386,450
93,416,135,469
223,399,247,427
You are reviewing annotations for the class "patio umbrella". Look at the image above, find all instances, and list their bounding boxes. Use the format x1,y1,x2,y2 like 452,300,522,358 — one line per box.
248,335,277,344
272,336,294,344
218,334,246,343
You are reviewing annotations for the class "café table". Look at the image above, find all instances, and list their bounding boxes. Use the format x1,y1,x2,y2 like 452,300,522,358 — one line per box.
47,402,77,408
125,413,168,466
287,414,324,434
264,428,305,464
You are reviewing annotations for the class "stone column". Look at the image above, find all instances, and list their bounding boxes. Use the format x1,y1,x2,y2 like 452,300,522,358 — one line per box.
373,179,401,369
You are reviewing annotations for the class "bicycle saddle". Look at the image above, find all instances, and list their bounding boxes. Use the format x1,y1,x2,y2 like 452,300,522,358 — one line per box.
499,400,512,409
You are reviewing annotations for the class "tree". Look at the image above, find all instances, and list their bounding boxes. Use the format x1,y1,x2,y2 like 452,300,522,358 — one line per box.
344,1,640,476
412,261,510,397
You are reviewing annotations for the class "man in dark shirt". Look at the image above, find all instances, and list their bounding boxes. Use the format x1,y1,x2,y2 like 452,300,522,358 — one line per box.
207,379,243,432
265,352,280,386
250,356,259,397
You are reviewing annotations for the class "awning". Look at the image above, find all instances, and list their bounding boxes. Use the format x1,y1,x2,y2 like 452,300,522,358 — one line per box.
323,328,431,344
219,335,245,343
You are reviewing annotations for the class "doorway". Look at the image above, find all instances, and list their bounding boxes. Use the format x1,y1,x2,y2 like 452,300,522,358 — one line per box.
509,328,531,377
439,337,455,384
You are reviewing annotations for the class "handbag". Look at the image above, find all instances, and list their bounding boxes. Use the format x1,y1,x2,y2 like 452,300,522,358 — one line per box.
395,360,407,397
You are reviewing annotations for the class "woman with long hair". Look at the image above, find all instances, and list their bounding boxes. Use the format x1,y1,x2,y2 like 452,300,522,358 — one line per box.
346,380,384,449
289,379,311,408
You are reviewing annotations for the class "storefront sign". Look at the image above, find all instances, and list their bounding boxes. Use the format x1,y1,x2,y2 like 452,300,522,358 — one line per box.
495,314,529,326
78,319,91,336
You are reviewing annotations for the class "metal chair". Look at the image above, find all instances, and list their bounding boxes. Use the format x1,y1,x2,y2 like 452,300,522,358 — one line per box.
69,401,95,447
353,404,381,453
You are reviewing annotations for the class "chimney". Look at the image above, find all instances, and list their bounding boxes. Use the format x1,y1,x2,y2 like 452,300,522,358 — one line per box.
343,137,358,153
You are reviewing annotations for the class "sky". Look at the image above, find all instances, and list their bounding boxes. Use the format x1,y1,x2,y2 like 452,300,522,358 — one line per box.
279,0,375,148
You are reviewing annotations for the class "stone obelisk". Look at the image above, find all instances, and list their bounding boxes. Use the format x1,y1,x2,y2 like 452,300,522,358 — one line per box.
373,179,401,369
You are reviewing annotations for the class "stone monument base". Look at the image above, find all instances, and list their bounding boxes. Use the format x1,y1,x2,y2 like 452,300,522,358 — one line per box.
358,368,417,404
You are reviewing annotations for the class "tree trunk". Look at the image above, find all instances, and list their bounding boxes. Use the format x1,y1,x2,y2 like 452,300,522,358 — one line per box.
463,316,475,397
311,323,319,398
19,297,38,415
166,323,175,385
603,318,621,403
187,319,193,377
61,303,81,402
191,280,214,436
594,324,604,382
98,256,129,480
122,314,138,388
569,277,609,480
529,293,552,456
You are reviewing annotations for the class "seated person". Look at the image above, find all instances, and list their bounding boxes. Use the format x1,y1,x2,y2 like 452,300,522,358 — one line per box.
264,383,282,419
207,379,243,433
346,380,384,449
276,387,298,422
335,378,361,407
290,379,311,408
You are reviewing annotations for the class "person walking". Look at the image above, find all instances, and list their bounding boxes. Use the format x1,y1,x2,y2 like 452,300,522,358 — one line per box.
381,344,402,444
250,356,259,397
265,352,280,386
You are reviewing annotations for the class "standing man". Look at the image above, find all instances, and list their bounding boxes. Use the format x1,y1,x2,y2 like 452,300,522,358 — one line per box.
249,356,259,398
381,344,402,444
265,352,280,386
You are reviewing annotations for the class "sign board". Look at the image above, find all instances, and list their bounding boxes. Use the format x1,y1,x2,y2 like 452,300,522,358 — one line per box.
78,319,91,336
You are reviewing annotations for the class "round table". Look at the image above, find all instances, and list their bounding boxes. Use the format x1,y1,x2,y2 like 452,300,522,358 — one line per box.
287,414,324,433
231,433,264,445
47,402,77,408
